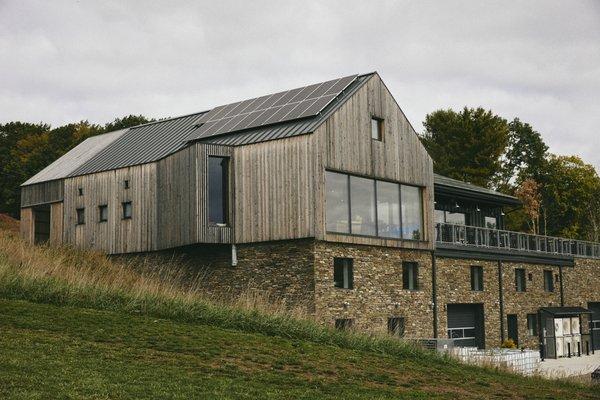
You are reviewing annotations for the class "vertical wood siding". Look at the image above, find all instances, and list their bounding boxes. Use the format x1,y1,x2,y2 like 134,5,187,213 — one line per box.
49,202,63,245
315,73,435,250
62,163,157,253
19,207,34,243
20,180,64,207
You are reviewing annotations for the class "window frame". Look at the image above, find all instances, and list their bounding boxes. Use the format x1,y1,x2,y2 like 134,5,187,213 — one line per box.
515,268,526,292
124,180,130,189
98,205,108,223
122,201,132,220
402,262,419,291
371,116,384,141
470,265,484,291
335,318,354,331
333,258,354,290
543,270,554,292
527,313,538,336
208,156,230,226
388,317,405,337
76,208,85,225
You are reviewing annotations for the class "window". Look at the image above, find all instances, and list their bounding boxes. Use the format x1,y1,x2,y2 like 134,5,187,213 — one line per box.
325,171,424,240
388,317,405,337
471,266,484,291
76,208,85,225
78,187,83,196
515,268,526,292
325,171,350,233
527,314,538,336
371,117,383,141
98,205,108,222
333,258,353,289
401,185,423,240
402,262,419,290
434,209,446,224
544,270,554,292
124,180,130,189
445,211,466,225
528,273,533,282
376,180,400,238
122,201,132,219
208,156,229,225
335,318,353,330
485,216,498,229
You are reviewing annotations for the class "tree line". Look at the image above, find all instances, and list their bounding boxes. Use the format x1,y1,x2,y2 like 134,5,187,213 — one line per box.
421,107,600,241
1,108,599,242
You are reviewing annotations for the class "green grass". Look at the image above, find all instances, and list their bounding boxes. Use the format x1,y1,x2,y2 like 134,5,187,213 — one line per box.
0,230,598,399
2,299,597,400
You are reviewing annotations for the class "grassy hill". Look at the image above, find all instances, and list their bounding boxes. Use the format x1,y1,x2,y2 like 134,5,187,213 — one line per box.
0,229,597,399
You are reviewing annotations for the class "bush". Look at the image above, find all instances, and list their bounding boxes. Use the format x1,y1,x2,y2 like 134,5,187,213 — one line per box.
501,339,517,349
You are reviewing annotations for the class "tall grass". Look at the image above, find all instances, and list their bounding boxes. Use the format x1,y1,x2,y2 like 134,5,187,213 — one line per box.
0,229,437,361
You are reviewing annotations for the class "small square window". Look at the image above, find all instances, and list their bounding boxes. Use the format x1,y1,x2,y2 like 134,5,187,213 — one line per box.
371,117,383,141
528,273,533,282
122,201,132,219
78,188,83,196
76,208,85,225
335,318,353,331
333,258,353,289
527,313,538,336
402,262,419,290
471,266,484,291
124,180,130,189
388,317,405,337
98,205,108,222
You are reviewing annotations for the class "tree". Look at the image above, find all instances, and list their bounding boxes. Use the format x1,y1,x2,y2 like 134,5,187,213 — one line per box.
514,179,542,234
104,115,154,132
421,107,509,188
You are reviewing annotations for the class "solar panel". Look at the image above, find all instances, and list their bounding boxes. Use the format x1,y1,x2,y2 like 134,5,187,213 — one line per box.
190,74,357,140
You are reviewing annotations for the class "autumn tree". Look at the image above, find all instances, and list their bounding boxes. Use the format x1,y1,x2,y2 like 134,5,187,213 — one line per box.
514,179,542,234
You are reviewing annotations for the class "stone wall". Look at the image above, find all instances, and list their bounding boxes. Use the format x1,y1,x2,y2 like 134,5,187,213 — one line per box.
562,258,600,309
313,241,434,337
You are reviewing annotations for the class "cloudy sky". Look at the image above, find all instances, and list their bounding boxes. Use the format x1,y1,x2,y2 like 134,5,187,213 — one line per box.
1,0,599,169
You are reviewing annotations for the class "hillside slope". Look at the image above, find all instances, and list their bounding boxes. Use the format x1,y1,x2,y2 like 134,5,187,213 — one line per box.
0,230,597,399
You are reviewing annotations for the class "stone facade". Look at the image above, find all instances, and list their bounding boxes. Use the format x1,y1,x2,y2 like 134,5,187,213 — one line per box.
313,241,434,337
563,258,600,309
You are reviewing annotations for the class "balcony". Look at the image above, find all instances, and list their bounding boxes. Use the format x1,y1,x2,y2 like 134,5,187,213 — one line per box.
435,223,600,259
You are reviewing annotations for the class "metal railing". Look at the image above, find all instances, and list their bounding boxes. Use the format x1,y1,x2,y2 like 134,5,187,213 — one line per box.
435,223,600,259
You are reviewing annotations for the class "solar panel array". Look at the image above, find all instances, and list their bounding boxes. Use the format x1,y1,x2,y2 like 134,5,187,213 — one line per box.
187,74,357,140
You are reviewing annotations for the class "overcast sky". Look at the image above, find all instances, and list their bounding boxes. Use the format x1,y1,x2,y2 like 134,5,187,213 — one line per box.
1,0,599,169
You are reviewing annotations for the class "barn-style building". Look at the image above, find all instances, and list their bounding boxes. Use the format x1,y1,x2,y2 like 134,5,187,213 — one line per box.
20,73,600,357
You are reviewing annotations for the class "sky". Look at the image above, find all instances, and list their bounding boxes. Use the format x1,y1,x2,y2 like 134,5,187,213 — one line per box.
1,0,599,169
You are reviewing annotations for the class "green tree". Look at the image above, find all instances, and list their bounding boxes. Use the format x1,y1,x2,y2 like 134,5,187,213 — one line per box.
421,107,509,188
104,115,154,132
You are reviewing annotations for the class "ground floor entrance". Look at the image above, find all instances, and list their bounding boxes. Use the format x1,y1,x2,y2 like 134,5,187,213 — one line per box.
33,204,50,244
447,303,485,349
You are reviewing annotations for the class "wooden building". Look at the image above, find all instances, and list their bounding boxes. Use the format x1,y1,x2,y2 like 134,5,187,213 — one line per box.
19,73,600,356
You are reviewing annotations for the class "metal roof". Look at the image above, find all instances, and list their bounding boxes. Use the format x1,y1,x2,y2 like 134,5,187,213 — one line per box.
23,73,374,184
434,174,521,205
22,129,127,186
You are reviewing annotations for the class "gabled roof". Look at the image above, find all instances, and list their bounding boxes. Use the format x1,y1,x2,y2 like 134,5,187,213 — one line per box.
434,174,521,206
23,73,374,185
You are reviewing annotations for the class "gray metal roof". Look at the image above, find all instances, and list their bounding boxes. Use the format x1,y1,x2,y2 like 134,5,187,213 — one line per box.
23,73,374,184
434,174,520,205
22,129,127,186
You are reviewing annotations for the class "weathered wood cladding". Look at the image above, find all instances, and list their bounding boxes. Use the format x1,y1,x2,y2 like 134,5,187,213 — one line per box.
20,207,34,243
20,180,64,207
315,73,435,250
233,134,315,243
49,202,64,245
62,164,157,253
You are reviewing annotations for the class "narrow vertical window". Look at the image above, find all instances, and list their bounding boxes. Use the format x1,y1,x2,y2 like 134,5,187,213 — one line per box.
371,117,383,141
78,188,83,196
333,258,354,289
122,201,132,219
471,266,484,291
124,180,130,189
376,180,400,238
527,314,538,336
515,268,526,292
388,317,405,337
401,185,423,240
402,262,419,290
208,156,229,225
76,208,85,225
325,171,350,233
98,205,108,222
544,270,554,292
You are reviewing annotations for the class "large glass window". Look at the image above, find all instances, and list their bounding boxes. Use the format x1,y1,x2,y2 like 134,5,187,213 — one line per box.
401,185,423,240
325,171,350,233
208,156,229,225
350,176,376,236
376,180,400,238
485,216,498,229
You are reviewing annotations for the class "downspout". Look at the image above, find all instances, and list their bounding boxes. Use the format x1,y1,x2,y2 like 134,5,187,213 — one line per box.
431,251,438,338
498,260,505,343
559,265,564,307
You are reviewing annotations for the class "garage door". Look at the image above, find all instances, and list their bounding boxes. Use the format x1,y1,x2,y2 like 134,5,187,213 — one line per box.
589,302,600,351
447,303,485,349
